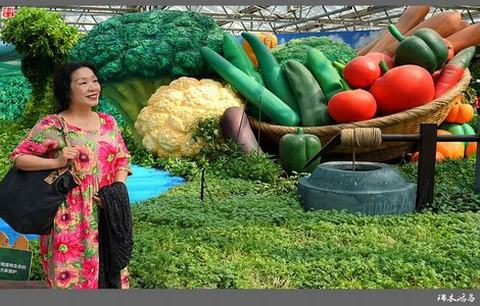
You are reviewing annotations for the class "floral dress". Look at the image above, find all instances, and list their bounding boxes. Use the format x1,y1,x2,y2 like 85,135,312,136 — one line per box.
10,112,132,289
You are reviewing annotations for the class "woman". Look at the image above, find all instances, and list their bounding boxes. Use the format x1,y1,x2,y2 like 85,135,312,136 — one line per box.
10,62,132,289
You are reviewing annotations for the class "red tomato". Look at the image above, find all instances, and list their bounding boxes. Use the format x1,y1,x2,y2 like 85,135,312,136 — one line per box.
343,56,381,88
369,65,435,115
328,89,377,123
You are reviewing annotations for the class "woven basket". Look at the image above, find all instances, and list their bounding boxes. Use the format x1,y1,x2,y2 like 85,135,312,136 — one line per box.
249,69,472,162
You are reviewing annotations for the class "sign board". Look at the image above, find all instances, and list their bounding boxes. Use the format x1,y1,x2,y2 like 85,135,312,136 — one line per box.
1,6,15,19
0,247,32,281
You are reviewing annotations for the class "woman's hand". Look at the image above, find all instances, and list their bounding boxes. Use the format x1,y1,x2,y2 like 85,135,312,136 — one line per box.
93,193,103,208
55,146,79,167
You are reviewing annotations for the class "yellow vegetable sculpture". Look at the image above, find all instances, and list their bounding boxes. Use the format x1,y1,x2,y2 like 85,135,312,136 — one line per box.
242,32,278,67
134,77,244,157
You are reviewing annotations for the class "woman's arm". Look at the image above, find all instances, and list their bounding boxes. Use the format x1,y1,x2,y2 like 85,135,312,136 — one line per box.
14,146,78,171
15,155,64,171
114,170,129,184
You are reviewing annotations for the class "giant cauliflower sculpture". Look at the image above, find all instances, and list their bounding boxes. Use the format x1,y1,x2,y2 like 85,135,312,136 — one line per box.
134,77,244,157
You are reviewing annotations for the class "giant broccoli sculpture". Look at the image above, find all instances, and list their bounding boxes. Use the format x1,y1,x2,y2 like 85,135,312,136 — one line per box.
70,10,225,127
272,36,356,66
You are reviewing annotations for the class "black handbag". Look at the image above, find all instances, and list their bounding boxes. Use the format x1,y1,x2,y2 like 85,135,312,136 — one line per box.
0,118,78,235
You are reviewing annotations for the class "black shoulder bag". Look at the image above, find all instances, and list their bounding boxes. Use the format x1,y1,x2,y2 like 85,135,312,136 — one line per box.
0,118,78,235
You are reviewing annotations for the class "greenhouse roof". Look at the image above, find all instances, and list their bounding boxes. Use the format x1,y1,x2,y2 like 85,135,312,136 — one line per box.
0,5,479,33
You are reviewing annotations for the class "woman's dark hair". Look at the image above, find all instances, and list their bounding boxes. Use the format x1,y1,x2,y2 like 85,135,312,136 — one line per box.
53,62,99,113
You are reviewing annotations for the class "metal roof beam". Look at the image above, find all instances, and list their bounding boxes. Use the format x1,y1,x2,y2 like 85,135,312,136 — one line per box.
339,5,402,19
48,9,128,16
238,6,265,15
322,12,403,31
273,6,353,31
209,15,297,23
435,5,480,11
39,5,140,13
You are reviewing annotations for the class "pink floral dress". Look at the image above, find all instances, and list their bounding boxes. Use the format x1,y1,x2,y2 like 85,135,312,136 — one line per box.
10,113,132,289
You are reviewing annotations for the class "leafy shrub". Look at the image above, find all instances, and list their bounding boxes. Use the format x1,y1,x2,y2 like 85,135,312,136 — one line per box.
0,120,28,177
122,117,282,183
191,118,283,183
0,75,31,121
399,157,480,213
29,240,43,281
1,7,80,126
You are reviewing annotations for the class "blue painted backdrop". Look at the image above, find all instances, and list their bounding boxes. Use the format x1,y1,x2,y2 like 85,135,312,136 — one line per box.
275,30,381,49
236,29,381,49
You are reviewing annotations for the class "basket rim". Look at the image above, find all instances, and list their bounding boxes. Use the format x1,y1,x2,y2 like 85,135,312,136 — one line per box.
249,68,471,132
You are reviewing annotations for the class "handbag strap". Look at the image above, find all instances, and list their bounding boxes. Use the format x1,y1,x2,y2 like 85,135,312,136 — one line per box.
44,115,80,185
57,115,70,148
56,115,74,171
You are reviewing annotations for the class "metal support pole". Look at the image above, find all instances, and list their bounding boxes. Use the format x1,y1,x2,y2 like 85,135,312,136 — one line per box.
474,118,480,193
416,124,438,210
200,168,205,201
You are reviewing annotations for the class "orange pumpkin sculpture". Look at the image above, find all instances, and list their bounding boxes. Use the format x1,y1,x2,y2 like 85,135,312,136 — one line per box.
436,130,465,159
466,142,477,157
444,95,474,124
242,32,278,67
411,130,465,162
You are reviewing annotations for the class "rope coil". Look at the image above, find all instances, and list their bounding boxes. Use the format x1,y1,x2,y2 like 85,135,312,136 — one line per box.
340,127,383,149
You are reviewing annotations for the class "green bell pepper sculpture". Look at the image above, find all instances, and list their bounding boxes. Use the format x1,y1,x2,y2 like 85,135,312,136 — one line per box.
442,123,476,147
279,128,322,174
388,24,448,73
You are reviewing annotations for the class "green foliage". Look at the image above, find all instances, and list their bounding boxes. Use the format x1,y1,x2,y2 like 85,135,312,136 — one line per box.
0,120,29,178
125,178,480,288
208,151,282,183
191,117,233,167
469,49,480,92
191,117,221,144
0,75,31,121
0,8,79,63
26,173,480,288
157,157,201,179
399,158,480,213
29,240,43,281
121,124,200,179
0,7,80,126
191,118,282,183
272,37,357,66
20,76,56,127
121,117,282,183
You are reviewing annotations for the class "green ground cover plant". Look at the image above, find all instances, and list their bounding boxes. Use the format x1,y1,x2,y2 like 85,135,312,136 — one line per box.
2,119,479,288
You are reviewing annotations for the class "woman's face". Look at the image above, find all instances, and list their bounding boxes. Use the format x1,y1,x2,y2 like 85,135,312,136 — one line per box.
69,67,101,108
